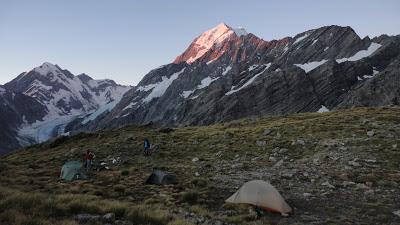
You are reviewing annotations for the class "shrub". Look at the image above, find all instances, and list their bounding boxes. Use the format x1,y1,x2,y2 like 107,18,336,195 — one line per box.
40,199,67,217
20,217,49,225
104,202,129,219
167,219,195,225
66,199,101,215
181,191,199,204
191,178,208,188
113,185,126,194
121,170,129,176
0,209,16,224
127,206,171,225
48,136,69,149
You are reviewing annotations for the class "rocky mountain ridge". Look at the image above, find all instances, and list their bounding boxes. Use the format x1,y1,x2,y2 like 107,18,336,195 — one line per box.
2,23,400,153
82,24,400,131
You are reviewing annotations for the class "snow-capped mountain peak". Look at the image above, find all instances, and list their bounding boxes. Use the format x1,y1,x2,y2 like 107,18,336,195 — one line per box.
174,23,249,64
3,63,131,146
32,62,61,76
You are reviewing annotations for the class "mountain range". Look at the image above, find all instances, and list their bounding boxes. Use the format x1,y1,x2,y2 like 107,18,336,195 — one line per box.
0,63,130,154
1,23,400,154
78,23,400,130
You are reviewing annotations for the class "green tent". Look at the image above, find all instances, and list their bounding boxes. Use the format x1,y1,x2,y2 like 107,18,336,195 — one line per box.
60,161,87,181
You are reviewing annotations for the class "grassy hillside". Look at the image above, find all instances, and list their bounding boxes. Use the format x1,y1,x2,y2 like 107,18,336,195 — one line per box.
1,107,400,225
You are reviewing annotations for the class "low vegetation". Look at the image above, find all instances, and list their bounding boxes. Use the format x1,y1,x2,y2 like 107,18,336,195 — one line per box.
1,107,399,224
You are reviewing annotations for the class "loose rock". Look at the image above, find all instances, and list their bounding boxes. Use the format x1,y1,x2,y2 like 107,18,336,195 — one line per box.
103,213,115,223
256,140,266,147
192,157,199,162
263,129,272,136
321,181,335,189
393,210,400,217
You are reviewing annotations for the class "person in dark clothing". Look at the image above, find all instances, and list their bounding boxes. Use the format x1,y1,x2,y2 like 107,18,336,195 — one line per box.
144,138,151,156
85,150,94,171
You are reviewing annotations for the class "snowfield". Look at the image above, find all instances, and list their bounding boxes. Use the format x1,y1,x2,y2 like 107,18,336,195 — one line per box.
222,65,232,76
336,42,382,63
293,33,309,45
294,59,328,73
317,105,330,113
226,63,271,95
181,76,219,98
141,68,186,103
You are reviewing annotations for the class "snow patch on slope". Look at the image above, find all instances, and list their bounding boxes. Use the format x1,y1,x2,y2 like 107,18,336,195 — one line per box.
317,105,330,113
294,59,328,73
141,68,186,103
81,97,123,124
312,39,318,45
336,43,382,63
222,65,232,76
226,63,271,95
283,44,289,53
181,76,219,98
293,33,309,45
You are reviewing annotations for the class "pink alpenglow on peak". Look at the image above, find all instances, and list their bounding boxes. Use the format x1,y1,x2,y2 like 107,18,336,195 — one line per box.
174,23,249,64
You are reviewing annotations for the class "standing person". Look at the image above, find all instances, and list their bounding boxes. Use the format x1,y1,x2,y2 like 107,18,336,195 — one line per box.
85,150,94,171
144,138,151,156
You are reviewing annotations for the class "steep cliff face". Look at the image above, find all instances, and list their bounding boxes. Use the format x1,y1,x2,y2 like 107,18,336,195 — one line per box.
0,88,46,154
88,24,399,130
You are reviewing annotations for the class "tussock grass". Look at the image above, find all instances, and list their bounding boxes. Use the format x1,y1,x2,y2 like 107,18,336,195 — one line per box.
0,187,175,225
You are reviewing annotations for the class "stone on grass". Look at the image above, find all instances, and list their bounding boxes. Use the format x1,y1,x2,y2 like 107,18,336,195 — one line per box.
342,181,356,187
269,156,277,162
279,148,289,154
192,157,199,162
348,160,360,167
393,210,400,217
356,183,369,189
215,151,223,157
75,214,100,224
103,213,115,223
273,159,284,168
256,140,266,147
297,139,305,145
263,129,272,136
367,130,374,137
303,193,312,198
321,181,335,189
